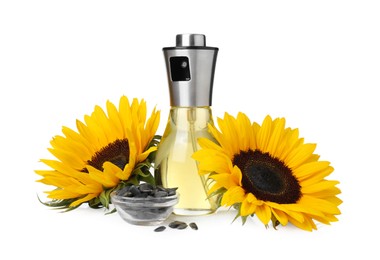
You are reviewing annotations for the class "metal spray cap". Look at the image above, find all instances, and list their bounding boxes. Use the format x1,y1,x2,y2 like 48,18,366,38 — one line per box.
163,34,218,107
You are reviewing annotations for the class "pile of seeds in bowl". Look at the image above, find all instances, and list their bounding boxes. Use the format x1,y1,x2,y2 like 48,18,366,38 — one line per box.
114,183,198,231
115,183,177,198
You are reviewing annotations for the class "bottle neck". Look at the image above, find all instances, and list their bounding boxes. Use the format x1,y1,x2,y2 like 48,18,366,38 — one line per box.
169,107,213,129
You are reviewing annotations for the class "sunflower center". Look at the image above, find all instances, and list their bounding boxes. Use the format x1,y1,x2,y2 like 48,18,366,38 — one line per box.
233,149,301,204
85,139,130,171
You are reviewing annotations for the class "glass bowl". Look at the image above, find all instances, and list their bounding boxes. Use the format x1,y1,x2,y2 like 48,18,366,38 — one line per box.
110,187,178,226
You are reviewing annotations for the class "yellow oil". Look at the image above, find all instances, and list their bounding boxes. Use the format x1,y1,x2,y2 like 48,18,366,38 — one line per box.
155,107,217,215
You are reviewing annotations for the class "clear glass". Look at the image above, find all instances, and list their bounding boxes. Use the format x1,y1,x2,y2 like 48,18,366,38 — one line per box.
155,107,217,216
110,191,178,226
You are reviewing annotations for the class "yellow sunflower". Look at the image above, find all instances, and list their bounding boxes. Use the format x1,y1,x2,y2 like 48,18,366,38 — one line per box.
192,113,342,231
35,96,160,210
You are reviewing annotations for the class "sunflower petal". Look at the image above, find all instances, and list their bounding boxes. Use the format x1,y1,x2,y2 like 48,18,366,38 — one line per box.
241,193,257,216
255,204,272,225
286,143,317,169
221,186,245,206
272,208,289,226
266,117,285,154
256,115,273,152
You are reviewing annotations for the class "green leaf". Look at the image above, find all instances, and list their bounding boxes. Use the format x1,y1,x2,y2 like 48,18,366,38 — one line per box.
229,203,252,226
133,167,151,178
139,173,155,186
206,187,226,200
241,215,249,225
99,190,110,209
232,206,242,223
205,187,225,208
37,194,80,212
88,197,101,208
125,175,139,186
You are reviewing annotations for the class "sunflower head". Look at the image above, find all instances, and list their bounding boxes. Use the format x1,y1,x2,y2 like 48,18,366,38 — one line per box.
35,96,161,211
192,113,342,231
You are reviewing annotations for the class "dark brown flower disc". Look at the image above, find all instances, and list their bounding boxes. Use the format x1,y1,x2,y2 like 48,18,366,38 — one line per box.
233,149,301,204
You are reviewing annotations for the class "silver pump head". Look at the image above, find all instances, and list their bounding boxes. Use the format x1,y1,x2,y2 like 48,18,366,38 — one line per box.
163,34,218,107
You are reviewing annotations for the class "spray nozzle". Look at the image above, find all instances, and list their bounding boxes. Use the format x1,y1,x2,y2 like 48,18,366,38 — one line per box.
176,34,206,47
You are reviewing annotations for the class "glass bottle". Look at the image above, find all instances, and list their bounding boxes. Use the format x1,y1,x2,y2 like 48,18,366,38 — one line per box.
155,34,219,216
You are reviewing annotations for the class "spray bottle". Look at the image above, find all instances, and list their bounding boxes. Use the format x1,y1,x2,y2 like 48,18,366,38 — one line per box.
155,34,219,215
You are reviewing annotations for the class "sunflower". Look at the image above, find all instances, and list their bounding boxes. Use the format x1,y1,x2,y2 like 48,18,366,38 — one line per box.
35,96,160,211
192,113,342,231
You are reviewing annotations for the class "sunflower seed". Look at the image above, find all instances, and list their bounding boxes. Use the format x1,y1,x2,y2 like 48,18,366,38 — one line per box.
169,220,185,229
129,185,141,196
169,220,188,230
167,188,178,196
156,186,167,191
154,190,168,197
139,183,154,193
154,226,166,232
189,222,198,230
135,192,149,198
176,223,188,230
116,186,130,196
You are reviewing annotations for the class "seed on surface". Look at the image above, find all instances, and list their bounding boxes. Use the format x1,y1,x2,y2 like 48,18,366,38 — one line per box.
168,221,180,228
176,223,188,230
189,222,198,230
154,226,166,232
169,220,188,230
169,221,186,229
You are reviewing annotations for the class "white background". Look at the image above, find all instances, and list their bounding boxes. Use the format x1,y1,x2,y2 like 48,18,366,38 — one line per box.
1,0,379,259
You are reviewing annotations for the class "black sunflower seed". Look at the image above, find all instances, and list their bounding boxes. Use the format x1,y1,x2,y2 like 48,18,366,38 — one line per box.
169,220,185,229
154,226,166,232
189,222,198,230
129,185,141,196
167,188,178,196
154,190,168,197
168,221,188,230
168,221,180,228
139,183,154,193
176,223,188,230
